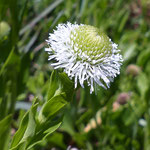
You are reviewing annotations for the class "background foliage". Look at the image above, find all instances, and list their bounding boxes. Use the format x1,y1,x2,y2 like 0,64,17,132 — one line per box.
0,0,150,149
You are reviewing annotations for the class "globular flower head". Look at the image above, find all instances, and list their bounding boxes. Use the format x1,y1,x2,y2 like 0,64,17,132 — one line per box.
126,64,141,77
46,22,123,93
116,92,130,105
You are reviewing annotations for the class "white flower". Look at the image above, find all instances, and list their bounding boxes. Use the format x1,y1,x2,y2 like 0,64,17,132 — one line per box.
67,146,79,150
139,119,147,127
46,22,123,93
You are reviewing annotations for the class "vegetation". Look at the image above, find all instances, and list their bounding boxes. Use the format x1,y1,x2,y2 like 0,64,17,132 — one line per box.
0,0,150,149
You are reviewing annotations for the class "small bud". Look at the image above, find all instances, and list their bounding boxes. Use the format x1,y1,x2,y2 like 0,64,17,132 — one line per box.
0,21,10,39
116,92,130,105
126,64,141,76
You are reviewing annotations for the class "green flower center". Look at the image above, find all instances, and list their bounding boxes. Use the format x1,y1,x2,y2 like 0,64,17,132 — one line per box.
70,25,112,62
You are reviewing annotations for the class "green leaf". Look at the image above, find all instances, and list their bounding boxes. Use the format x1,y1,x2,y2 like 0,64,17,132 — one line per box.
61,113,75,136
0,47,14,76
47,70,59,101
47,71,74,101
123,44,137,61
10,102,38,150
118,11,130,32
0,114,12,150
38,93,67,123
47,132,66,149
58,72,74,102
27,121,62,150
137,49,150,67
27,71,74,148
39,71,74,123
137,73,149,98
10,70,75,149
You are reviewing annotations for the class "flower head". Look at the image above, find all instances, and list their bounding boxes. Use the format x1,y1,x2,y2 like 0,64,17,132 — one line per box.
46,22,123,93
126,64,141,76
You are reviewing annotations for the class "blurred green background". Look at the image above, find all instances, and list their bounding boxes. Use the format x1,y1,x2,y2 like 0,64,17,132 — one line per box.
0,0,150,149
